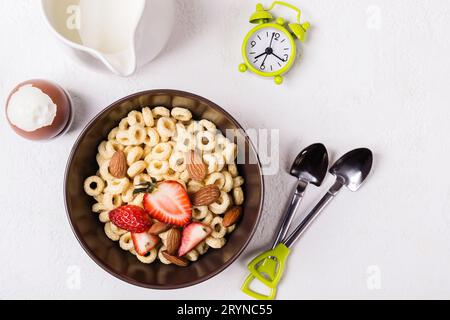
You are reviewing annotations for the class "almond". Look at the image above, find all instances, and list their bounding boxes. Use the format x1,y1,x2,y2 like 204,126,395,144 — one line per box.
161,251,189,267
109,151,127,178
223,206,242,227
186,150,207,181
148,222,171,235
191,185,220,206
166,228,181,255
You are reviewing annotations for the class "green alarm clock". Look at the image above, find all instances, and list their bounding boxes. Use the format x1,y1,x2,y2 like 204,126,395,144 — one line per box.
239,1,310,85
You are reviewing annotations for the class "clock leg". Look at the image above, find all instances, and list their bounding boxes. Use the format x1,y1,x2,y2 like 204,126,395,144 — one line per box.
274,75,283,85
239,63,248,73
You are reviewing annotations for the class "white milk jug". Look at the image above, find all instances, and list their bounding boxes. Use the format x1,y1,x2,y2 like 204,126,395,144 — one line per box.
41,0,175,76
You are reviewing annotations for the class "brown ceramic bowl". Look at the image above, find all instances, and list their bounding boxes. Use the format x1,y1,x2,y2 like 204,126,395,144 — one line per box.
64,90,264,289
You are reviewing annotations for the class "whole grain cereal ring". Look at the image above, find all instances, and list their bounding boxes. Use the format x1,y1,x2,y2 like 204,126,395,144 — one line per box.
227,224,236,233
96,154,107,167
179,170,190,183
202,153,218,174
127,160,147,178
187,180,204,194
111,223,127,236
192,206,209,220
130,193,145,208
222,171,233,193
121,186,135,203
174,123,187,142
136,248,157,264
108,127,120,141
119,232,134,250
185,250,199,262
204,172,226,190
152,106,171,118
209,191,231,214
143,145,152,157
233,176,244,188
223,142,237,164
127,110,145,126
151,142,172,161
199,119,216,132
171,107,192,122
144,127,160,147
99,160,115,181
142,107,154,127
158,246,172,264
119,118,131,131
127,146,144,166
133,173,153,186
127,110,145,127
102,192,123,210
228,164,238,177
214,152,226,172
98,141,109,159
210,216,227,239
92,202,105,213
104,222,120,241
147,160,169,176
128,125,147,145
187,121,203,135
233,187,244,205
176,131,196,153
105,140,124,158
157,117,176,139
84,176,105,196
202,211,214,225
195,241,209,255
105,178,130,195
205,236,226,249
162,169,181,181
169,151,187,172
99,211,110,223
196,130,216,152
116,129,133,146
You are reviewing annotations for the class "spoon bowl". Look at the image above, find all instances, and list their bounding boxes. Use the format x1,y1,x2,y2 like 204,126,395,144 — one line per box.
290,143,329,186
330,148,373,192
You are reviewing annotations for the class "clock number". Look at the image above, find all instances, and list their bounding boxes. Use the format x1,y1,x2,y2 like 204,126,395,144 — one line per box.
260,64,265,70
274,33,280,41
251,40,256,48
284,54,289,61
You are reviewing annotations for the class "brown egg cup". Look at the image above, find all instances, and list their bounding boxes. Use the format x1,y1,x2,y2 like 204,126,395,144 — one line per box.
6,79,72,141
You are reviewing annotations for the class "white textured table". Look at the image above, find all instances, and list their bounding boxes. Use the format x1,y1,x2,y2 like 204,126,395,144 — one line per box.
1,0,450,299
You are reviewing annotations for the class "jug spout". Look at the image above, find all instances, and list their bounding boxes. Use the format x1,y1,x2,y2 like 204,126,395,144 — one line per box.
100,47,137,77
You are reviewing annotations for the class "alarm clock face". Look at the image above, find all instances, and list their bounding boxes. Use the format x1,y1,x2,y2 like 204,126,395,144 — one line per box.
245,26,294,75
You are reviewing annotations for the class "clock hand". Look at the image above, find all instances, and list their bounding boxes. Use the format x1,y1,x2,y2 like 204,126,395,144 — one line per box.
254,52,267,60
261,54,269,68
272,53,286,62
269,33,275,48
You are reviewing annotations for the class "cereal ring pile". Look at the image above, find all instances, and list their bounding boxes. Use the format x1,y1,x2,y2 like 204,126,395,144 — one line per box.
84,107,244,266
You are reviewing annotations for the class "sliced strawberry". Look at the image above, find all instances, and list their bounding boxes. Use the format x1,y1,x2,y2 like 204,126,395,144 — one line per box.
109,205,152,233
178,222,212,257
131,231,160,256
143,181,192,227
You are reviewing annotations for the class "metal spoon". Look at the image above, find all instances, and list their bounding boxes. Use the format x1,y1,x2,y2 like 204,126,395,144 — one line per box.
283,148,373,247
271,143,329,248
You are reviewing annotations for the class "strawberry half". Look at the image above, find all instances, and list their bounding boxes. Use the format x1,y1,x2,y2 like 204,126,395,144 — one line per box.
141,180,192,227
178,222,212,257
131,231,160,256
109,205,152,233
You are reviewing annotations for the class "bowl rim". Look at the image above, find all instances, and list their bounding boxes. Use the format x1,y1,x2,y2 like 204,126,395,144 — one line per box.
64,89,265,289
